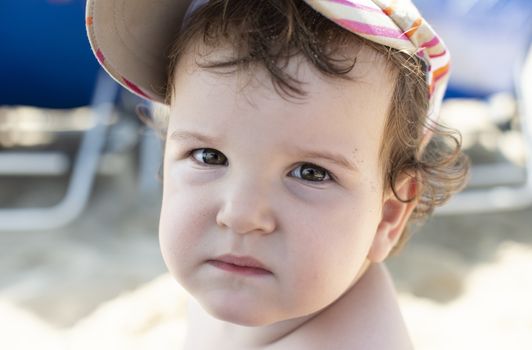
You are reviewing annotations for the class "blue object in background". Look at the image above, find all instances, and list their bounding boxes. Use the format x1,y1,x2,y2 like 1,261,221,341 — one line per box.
0,0,100,108
414,0,532,99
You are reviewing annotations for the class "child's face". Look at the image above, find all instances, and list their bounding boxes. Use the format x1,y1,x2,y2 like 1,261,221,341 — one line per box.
159,44,396,326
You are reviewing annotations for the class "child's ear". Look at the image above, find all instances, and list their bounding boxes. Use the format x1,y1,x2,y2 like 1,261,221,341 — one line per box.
368,173,418,263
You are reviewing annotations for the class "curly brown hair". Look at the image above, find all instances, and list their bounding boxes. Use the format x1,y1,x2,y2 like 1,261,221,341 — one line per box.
156,0,470,255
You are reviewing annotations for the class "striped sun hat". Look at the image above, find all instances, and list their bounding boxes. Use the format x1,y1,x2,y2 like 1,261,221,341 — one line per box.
86,0,450,132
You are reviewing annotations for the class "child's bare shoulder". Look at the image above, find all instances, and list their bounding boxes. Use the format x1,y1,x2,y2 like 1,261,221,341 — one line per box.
272,263,414,350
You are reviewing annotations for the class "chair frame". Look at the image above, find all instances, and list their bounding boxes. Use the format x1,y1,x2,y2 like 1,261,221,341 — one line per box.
0,70,118,230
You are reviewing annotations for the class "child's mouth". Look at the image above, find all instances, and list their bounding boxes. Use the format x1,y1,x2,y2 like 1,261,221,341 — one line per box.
207,254,272,276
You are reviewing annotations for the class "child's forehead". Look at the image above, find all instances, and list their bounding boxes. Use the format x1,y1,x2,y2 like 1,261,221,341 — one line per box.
172,39,397,103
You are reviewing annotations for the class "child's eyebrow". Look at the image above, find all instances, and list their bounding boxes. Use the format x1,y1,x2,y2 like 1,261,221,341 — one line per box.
290,147,359,173
169,130,222,144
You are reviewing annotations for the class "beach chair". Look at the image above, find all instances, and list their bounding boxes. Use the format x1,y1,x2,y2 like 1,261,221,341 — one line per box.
0,0,119,230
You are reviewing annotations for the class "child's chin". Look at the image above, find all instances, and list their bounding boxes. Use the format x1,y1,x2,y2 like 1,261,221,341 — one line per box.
203,300,278,327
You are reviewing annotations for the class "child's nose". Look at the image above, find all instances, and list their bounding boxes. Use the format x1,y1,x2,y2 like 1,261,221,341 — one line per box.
215,178,276,235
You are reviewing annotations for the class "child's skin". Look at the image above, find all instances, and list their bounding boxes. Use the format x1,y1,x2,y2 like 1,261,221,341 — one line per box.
159,41,417,349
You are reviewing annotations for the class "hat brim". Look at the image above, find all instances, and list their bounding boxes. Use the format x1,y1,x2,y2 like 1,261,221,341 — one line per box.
86,0,193,102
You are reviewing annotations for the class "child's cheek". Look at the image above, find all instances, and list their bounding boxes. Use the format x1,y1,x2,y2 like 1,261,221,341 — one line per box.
283,178,360,207
166,160,223,187
159,179,215,283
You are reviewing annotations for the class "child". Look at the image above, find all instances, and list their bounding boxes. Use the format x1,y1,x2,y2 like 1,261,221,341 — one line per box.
86,0,469,348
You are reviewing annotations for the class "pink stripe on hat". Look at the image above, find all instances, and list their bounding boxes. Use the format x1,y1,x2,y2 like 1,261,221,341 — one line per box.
96,49,105,64
337,19,409,40
330,0,382,13
421,35,440,49
122,77,151,100
429,50,447,59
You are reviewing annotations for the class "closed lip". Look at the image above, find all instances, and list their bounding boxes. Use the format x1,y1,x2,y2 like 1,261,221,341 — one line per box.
209,254,270,271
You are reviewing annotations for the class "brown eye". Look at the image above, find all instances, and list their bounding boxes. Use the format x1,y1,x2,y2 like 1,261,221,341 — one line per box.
191,148,227,166
290,163,331,182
